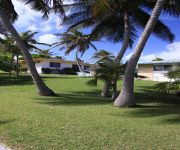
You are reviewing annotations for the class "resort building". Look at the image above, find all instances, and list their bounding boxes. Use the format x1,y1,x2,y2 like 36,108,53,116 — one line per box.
138,60,180,81
21,58,95,75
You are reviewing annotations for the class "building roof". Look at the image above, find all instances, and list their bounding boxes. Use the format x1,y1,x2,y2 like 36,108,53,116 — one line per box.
138,60,180,65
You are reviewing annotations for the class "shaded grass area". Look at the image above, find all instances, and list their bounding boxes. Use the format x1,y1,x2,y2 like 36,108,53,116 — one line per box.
0,73,180,150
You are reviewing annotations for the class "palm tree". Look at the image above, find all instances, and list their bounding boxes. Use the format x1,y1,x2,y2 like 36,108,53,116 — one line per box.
63,0,175,96
87,52,125,100
114,0,175,107
91,50,114,97
0,31,49,78
0,0,65,96
53,29,97,75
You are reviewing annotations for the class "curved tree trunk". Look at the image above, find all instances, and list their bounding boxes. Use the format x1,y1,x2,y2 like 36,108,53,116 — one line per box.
114,0,167,107
114,12,130,63
103,12,129,98
0,7,55,96
101,80,111,97
8,53,14,78
111,80,118,100
76,51,86,76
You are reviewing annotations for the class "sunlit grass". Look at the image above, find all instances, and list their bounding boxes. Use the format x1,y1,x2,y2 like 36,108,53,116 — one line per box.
0,73,179,150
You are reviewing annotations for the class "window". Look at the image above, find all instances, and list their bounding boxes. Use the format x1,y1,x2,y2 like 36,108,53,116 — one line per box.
164,65,172,71
154,65,172,71
49,62,61,68
84,65,90,70
154,65,164,71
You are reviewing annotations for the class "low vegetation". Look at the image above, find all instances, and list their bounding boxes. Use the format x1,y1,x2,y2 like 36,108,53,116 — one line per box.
0,73,179,150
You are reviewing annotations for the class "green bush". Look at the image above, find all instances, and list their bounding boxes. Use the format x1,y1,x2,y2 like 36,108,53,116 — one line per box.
61,68,77,75
42,68,51,74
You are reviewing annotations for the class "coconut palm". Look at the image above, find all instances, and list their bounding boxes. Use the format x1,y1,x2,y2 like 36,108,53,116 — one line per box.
0,31,49,77
87,52,125,100
53,29,97,75
114,0,179,107
91,50,114,97
0,0,66,95
63,0,176,96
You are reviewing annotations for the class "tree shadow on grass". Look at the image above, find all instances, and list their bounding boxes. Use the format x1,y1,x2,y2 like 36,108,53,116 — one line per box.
0,119,16,125
41,75,78,79
35,90,113,106
0,75,33,86
110,86,180,125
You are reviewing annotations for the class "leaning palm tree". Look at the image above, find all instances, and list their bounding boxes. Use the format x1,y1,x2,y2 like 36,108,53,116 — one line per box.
53,29,97,75
0,0,65,95
63,0,175,96
0,31,49,78
114,0,179,107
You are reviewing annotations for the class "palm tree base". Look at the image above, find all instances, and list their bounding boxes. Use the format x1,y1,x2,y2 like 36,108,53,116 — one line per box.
114,92,136,107
39,88,56,96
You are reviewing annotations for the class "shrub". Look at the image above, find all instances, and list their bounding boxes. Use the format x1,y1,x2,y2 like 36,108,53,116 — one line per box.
61,68,77,75
42,68,51,74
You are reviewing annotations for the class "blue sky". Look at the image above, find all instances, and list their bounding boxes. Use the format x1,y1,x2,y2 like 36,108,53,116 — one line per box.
11,0,180,63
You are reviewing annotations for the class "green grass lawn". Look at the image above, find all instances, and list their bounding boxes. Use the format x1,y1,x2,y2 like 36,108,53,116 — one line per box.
0,73,180,150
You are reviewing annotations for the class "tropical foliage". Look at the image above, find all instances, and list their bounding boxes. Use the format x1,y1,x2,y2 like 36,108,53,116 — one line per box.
53,29,97,74
0,31,49,77
87,50,125,99
155,67,180,95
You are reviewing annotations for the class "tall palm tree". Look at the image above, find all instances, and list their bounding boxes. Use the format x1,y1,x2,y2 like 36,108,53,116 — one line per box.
53,29,97,75
114,0,176,107
0,0,65,95
63,0,175,96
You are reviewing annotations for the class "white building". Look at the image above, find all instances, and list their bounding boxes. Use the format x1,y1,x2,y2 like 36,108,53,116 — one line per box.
138,60,180,81
22,58,95,75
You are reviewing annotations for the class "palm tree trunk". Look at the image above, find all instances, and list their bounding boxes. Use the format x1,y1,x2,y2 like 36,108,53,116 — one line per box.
101,80,111,97
16,53,19,78
9,53,14,78
76,51,86,76
0,7,55,96
114,0,167,107
111,80,118,100
114,11,130,63
103,12,129,98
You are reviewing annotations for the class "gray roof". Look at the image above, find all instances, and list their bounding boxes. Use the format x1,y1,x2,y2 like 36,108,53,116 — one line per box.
138,60,180,65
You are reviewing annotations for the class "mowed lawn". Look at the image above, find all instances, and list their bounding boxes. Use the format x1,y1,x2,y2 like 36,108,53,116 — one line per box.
0,73,179,150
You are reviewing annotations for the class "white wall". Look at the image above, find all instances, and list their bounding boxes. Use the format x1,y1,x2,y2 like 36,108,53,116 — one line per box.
35,62,44,74
153,71,169,81
28,61,91,74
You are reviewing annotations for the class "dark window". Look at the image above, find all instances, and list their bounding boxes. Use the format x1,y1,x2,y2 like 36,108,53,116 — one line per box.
164,65,172,71
84,65,90,70
154,65,164,71
55,63,60,68
50,62,55,67
49,62,61,68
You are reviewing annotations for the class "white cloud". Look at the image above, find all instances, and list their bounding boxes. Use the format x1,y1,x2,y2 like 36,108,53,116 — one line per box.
0,34,5,39
12,0,41,29
12,0,64,33
38,34,58,44
125,42,180,62
28,24,38,31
